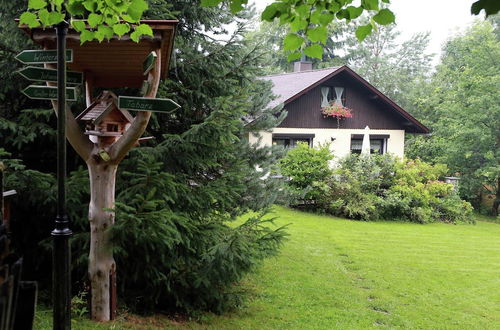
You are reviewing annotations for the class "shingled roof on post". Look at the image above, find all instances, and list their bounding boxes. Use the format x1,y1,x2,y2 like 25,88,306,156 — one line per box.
19,20,178,88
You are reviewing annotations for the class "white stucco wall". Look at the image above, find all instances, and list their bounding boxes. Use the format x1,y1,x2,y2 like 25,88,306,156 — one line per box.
250,128,406,159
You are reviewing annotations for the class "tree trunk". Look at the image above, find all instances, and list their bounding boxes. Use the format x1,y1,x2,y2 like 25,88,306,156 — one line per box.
493,178,500,216
50,47,160,321
87,161,117,321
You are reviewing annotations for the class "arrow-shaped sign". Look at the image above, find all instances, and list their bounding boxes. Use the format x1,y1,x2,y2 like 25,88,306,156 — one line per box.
15,49,73,64
118,96,180,113
21,85,77,101
17,66,83,85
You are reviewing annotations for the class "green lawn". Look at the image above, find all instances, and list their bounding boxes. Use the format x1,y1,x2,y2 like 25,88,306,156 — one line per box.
36,206,500,329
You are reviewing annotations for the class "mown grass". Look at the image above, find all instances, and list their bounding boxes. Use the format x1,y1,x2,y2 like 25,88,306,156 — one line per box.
35,206,500,329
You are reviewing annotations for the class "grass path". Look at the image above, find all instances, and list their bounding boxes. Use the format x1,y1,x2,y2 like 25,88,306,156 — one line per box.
36,207,500,329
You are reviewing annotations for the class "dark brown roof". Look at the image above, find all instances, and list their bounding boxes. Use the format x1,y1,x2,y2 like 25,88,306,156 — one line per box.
260,65,429,134
18,20,178,88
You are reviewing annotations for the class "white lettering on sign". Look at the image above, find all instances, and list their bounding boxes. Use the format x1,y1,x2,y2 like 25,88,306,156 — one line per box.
33,53,57,62
125,100,154,110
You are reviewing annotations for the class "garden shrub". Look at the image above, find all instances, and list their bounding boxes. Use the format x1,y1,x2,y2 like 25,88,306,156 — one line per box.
383,159,474,223
302,154,474,224
318,154,396,220
279,142,333,201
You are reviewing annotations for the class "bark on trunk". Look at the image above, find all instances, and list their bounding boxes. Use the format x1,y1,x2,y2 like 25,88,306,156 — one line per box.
88,161,117,321
493,178,500,216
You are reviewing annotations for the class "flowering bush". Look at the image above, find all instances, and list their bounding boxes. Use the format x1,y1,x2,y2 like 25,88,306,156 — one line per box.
321,102,353,128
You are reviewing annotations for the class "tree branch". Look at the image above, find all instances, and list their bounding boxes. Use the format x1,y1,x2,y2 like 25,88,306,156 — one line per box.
45,64,93,161
109,48,162,163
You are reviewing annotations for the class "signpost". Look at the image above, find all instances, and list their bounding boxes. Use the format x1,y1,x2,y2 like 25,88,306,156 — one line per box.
21,85,77,101
17,26,74,330
17,66,83,85
16,27,74,330
118,96,180,113
51,22,72,330
15,49,72,64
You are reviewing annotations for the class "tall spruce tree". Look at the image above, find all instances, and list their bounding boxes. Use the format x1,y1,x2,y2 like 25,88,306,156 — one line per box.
1,0,288,318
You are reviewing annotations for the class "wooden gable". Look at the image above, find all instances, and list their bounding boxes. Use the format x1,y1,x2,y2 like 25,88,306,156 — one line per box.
264,66,429,134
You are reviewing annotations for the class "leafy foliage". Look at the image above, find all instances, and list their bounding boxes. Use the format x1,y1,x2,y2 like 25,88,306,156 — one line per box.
406,18,500,215
344,18,433,111
247,11,432,118
245,19,349,74
471,0,500,16
19,0,153,44
203,0,395,59
108,152,287,314
382,159,473,223
202,0,499,60
283,151,474,224
319,154,396,220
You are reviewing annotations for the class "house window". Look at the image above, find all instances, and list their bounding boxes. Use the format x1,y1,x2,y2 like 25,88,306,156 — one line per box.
272,134,315,148
350,134,389,155
321,86,346,107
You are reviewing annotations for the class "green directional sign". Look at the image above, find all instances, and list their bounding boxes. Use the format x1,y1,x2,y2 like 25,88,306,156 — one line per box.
118,96,180,113
15,49,73,64
17,66,83,85
143,51,157,75
21,85,77,101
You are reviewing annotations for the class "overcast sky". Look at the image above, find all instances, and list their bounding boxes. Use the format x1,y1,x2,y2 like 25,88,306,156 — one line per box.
251,0,481,63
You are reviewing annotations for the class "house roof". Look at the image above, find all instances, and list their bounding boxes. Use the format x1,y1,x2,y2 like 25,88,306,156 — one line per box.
262,67,341,108
260,65,429,134
76,91,134,125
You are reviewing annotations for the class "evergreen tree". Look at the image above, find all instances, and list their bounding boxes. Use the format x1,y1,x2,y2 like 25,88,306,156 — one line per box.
1,0,288,316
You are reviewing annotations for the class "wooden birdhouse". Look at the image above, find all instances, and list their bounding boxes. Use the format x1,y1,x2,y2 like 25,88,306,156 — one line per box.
76,91,134,146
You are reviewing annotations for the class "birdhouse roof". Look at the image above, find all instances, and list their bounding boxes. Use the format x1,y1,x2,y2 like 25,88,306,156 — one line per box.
76,91,134,125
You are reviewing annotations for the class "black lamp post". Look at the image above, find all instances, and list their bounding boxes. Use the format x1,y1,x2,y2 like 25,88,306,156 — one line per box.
52,21,72,330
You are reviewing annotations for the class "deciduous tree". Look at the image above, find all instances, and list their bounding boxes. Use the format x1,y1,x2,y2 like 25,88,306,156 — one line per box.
407,18,500,215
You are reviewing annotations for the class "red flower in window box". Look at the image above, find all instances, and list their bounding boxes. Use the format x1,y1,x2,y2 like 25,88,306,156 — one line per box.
321,102,353,128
